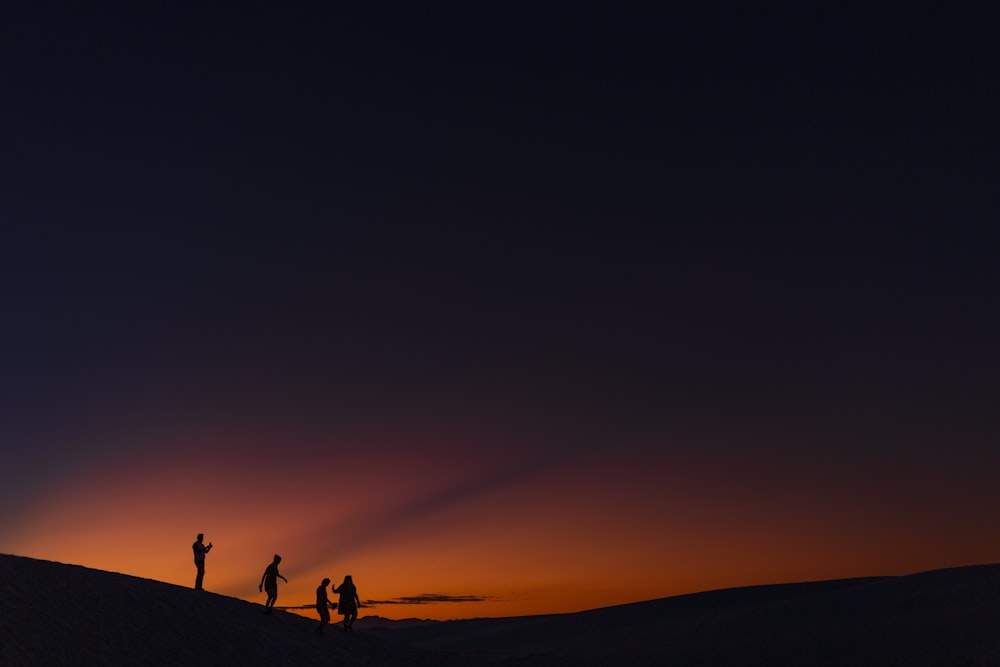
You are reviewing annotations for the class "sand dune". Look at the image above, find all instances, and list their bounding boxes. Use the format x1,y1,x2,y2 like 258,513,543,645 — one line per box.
3,553,999,666
378,565,1000,665
0,554,455,666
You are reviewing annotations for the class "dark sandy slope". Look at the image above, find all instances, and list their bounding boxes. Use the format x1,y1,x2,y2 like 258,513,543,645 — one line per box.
0,553,460,667
373,565,1000,666
3,553,999,666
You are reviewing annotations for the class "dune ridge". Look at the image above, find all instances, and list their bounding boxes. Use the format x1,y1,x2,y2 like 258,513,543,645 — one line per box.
3,553,999,666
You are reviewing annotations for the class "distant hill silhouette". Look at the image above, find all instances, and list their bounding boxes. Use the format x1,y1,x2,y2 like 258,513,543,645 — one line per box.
3,553,999,666
377,565,1000,666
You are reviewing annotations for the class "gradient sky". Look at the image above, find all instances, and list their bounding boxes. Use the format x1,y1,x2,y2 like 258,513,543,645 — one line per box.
2,4,999,620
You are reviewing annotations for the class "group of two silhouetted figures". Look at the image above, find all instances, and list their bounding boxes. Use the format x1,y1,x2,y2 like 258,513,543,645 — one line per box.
193,533,361,634
315,575,361,635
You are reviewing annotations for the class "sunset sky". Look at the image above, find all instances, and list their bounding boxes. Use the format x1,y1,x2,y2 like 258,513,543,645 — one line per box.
3,4,999,620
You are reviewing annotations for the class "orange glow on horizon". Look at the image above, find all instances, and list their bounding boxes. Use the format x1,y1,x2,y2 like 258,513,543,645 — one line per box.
5,432,1000,621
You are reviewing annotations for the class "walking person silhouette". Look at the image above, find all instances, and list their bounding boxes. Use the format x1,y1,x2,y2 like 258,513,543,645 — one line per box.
192,533,213,590
333,575,361,632
259,554,287,614
315,578,333,635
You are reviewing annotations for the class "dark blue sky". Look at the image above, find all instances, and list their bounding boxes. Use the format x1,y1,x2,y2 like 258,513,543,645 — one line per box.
3,3,999,504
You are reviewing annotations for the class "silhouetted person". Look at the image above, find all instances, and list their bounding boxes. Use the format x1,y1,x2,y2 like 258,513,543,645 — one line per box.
259,554,287,614
333,575,360,632
315,578,332,635
192,533,213,590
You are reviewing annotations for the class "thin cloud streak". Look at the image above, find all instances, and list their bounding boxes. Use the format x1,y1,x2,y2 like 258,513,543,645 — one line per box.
367,594,498,605
288,430,622,576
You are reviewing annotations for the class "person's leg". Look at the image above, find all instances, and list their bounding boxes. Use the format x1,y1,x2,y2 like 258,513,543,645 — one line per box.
317,608,328,634
194,561,205,590
265,589,276,612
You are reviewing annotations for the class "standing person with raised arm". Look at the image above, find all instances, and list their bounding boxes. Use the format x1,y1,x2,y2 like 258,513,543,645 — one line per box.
333,575,361,632
259,554,287,614
192,533,213,590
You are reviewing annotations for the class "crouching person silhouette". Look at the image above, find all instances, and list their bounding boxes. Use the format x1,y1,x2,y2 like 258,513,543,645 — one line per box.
259,554,287,614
